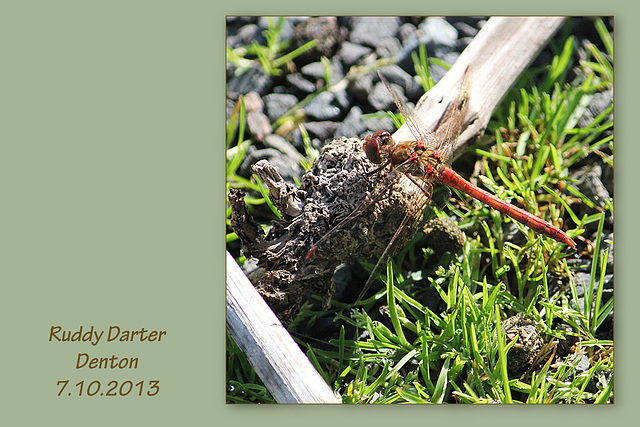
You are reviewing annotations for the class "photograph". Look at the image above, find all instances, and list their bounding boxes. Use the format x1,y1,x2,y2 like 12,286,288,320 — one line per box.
225,16,614,404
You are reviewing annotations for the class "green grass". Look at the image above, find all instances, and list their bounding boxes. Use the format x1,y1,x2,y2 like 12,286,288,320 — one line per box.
226,18,613,404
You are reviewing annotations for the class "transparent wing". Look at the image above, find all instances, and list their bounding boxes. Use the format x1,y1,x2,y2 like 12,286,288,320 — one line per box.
379,67,472,163
432,66,472,162
378,72,438,150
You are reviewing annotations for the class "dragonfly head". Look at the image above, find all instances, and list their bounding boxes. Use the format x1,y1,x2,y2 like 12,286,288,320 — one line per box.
363,130,394,165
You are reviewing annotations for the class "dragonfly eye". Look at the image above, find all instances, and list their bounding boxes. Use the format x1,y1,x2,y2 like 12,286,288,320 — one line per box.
363,132,382,164
363,130,393,164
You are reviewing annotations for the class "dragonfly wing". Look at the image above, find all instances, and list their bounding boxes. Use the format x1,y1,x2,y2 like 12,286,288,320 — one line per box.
433,66,472,162
378,72,438,150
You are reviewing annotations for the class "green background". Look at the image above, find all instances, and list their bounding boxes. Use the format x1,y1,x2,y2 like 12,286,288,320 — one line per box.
1,0,634,425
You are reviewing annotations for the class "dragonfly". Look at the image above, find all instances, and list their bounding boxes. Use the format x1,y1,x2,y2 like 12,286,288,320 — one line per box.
306,66,576,301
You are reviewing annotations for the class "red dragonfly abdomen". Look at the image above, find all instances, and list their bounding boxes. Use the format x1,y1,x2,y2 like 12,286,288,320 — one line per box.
437,165,576,248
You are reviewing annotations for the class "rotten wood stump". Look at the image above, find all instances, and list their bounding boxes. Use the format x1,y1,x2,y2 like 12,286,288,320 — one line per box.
229,137,424,322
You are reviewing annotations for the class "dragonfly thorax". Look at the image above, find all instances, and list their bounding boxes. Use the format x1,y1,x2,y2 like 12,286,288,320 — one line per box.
363,129,444,178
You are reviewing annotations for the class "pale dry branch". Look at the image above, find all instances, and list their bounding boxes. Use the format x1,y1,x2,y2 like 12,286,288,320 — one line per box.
226,252,341,404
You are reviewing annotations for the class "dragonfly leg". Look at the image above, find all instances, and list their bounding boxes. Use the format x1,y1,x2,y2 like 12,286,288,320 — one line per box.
403,172,433,201
366,160,391,177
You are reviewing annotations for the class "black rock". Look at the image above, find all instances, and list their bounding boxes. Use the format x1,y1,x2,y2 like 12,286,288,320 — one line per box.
263,134,304,163
264,93,299,122
398,22,418,44
571,16,613,55
451,20,481,38
349,17,401,48
300,61,327,81
285,73,316,94
303,121,339,142
378,65,422,102
349,72,376,103
374,37,402,60
335,106,367,139
338,41,373,67
419,17,459,48
240,147,302,184
573,164,611,211
369,79,407,112
395,17,461,78
577,88,613,128
226,17,262,47
301,58,345,87
226,23,262,49
227,66,273,97
302,91,343,121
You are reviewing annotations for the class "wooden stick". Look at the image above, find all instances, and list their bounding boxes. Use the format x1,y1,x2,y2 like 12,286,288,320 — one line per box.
226,251,341,404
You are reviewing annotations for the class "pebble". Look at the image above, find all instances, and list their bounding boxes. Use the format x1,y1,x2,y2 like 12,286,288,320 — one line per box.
264,93,299,122
302,91,342,121
350,16,400,48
